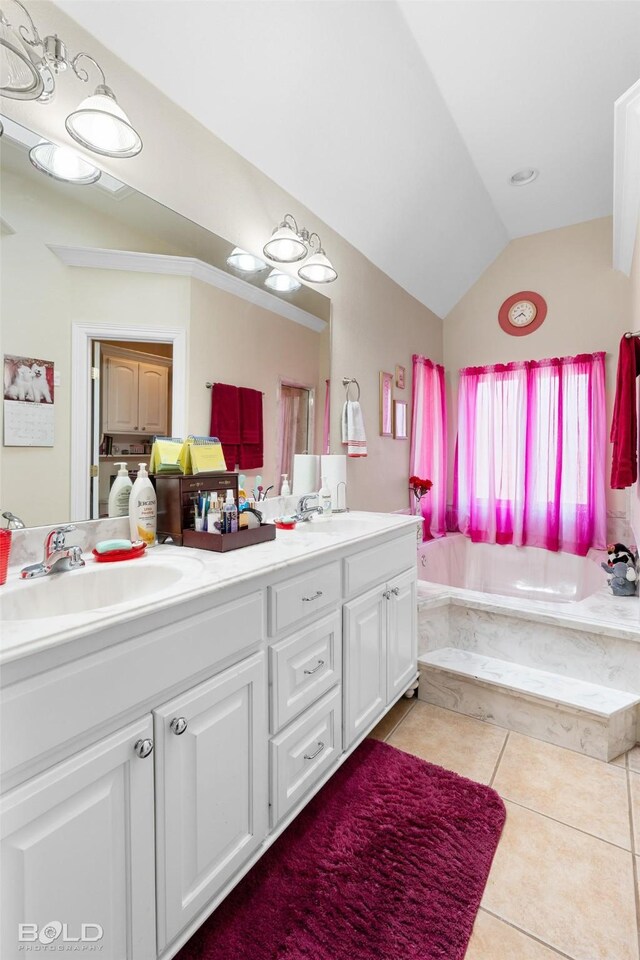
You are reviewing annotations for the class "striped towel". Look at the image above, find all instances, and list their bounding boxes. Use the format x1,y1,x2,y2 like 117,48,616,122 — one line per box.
342,401,368,457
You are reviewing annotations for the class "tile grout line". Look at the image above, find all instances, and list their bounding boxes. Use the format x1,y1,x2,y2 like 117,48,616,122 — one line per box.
489,729,510,788
626,764,640,949
382,698,417,742
499,795,635,854
479,907,576,959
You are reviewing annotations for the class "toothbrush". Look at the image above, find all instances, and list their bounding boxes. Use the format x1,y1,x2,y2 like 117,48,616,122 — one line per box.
262,485,274,500
257,485,263,500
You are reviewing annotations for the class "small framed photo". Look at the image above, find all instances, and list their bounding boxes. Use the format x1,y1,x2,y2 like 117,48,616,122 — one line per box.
395,365,406,390
394,400,408,439
380,371,393,437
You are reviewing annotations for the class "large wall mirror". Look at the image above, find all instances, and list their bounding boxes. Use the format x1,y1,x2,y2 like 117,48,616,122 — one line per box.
0,118,331,528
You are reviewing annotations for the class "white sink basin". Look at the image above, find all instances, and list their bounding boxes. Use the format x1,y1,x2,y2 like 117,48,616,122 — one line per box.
294,514,391,535
1,556,204,621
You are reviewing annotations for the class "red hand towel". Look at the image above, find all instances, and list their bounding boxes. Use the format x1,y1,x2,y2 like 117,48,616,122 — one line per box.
210,383,240,471
239,387,263,470
610,335,640,488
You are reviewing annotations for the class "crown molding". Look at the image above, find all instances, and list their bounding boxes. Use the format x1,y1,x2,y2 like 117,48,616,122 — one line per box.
613,78,640,275
47,244,327,333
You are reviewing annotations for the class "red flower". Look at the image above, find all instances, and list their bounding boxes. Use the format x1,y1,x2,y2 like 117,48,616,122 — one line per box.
409,476,433,499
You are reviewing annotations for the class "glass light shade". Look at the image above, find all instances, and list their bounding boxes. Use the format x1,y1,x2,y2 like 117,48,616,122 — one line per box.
66,91,142,158
29,140,101,184
263,225,307,263
264,269,301,293
0,16,44,99
226,247,267,273
298,251,338,283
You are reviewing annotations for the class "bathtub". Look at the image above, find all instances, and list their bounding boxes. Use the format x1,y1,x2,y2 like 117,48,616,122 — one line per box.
418,533,604,604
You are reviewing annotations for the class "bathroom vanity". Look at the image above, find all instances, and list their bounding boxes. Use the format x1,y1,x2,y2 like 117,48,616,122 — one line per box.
0,512,418,959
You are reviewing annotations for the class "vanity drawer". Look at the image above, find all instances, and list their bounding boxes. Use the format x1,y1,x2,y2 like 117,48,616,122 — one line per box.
270,611,342,733
343,534,416,598
268,562,341,636
270,685,342,827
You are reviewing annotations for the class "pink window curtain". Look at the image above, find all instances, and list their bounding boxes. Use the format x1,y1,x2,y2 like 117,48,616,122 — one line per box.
409,355,447,540
455,352,606,556
277,386,300,482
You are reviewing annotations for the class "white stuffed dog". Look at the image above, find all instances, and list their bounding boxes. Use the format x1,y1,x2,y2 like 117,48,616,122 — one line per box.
30,363,52,403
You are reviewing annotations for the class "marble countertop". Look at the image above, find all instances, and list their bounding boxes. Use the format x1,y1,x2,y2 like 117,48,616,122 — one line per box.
1,512,419,665
417,578,640,642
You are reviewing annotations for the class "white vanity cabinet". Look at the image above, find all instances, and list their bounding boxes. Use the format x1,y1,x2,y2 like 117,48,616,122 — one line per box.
0,715,157,959
102,347,170,435
153,652,267,951
1,515,418,960
343,568,417,749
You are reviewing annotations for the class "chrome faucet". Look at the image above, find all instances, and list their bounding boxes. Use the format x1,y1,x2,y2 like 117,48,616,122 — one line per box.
295,494,324,522
20,525,86,579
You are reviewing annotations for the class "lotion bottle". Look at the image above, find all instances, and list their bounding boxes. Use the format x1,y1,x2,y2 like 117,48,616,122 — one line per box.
108,462,132,518
129,463,157,546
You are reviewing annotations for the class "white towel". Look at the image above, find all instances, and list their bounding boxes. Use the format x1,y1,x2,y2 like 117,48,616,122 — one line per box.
341,401,368,457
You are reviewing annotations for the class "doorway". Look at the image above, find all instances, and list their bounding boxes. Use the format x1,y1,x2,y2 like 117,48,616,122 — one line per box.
93,340,173,519
70,323,186,522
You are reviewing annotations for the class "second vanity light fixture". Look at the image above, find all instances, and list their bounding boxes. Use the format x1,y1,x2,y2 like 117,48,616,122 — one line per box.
263,214,338,284
0,0,142,179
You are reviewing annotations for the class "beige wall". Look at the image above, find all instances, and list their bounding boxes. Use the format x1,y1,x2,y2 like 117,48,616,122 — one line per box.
2,2,443,518
444,217,632,521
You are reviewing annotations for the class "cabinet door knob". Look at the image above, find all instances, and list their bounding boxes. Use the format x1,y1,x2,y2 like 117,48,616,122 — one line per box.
302,590,323,602
391,587,400,596
134,738,154,759
303,741,325,761
170,717,188,736
303,659,325,676
383,589,391,600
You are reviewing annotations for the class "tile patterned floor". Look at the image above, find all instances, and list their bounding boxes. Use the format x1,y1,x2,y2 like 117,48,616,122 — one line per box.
369,699,640,960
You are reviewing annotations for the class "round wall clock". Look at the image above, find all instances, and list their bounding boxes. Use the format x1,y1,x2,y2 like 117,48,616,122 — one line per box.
498,291,547,336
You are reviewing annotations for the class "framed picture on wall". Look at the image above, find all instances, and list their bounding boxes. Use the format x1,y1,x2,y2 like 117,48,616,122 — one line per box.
380,371,393,436
394,400,408,439
395,365,406,389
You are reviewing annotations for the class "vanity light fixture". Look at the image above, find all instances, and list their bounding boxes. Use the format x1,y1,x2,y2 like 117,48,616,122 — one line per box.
264,269,301,293
29,139,102,184
0,0,142,158
263,213,338,283
226,247,268,273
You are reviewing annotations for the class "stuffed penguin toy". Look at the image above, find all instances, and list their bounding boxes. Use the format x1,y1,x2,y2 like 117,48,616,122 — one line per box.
601,542,638,595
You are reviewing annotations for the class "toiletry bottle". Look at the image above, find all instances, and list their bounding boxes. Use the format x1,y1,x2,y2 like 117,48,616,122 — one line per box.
223,489,238,534
129,463,157,546
319,475,332,516
108,462,132,518
281,474,291,497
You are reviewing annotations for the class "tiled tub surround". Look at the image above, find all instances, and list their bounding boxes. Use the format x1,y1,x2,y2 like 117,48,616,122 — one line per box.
417,536,640,761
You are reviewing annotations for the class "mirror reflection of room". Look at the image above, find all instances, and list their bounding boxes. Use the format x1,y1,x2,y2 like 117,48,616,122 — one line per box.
0,124,330,528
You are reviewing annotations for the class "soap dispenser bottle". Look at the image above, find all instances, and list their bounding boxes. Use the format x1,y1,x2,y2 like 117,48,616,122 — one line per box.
108,462,132,518
129,463,157,546
281,474,291,497
319,475,332,517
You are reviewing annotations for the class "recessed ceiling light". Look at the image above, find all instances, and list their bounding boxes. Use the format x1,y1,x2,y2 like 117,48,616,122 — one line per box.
265,269,301,293
510,168,539,186
226,247,267,273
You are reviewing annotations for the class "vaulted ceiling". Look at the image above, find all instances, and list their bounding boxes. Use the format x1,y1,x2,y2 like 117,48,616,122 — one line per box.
56,1,640,318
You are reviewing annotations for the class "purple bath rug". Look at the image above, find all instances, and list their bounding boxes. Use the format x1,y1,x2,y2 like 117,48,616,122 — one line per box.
176,738,506,960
